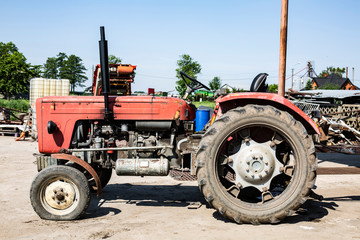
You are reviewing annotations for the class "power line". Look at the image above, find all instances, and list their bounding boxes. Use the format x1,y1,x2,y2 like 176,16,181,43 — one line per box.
285,66,308,80
137,72,305,83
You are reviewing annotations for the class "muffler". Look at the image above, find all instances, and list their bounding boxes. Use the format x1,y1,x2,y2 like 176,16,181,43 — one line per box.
115,157,169,176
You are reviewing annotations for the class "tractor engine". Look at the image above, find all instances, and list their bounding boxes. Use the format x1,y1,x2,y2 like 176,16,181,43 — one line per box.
68,119,184,177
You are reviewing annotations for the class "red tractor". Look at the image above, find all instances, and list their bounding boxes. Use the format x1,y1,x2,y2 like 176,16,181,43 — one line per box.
30,27,320,224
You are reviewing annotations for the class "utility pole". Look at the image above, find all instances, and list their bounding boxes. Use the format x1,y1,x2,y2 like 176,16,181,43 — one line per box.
291,68,294,90
307,61,312,78
353,67,355,84
278,0,288,96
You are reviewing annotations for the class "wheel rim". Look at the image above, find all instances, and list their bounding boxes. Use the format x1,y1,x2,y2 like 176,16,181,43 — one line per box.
40,177,80,216
215,124,300,206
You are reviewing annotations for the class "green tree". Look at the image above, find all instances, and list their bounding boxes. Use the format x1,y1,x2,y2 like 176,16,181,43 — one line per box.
42,53,88,92
0,42,40,100
320,83,339,90
304,80,313,90
56,52,68,79
175,54,201,97
42,57,58,78
108,55,122,64
319,66,345,78
61,55,87,92
209,76,222,91
268,84,278,93
231,87,238,93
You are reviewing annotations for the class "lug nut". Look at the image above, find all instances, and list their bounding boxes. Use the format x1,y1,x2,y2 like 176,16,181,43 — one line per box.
259,155,263,160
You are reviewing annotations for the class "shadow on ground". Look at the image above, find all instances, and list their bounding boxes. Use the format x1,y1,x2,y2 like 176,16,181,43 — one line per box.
84,182,360,224
317,153,360,167
85,183,207,219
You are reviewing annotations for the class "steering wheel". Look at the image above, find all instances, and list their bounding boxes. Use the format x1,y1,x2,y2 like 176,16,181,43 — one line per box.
180,71,210,99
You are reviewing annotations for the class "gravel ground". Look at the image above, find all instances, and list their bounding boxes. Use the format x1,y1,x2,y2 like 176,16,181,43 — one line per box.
0,137,359,240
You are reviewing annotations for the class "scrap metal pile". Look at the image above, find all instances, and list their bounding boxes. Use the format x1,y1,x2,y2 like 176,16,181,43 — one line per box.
0,107,29,136
315,109,360,154
293,96,360,154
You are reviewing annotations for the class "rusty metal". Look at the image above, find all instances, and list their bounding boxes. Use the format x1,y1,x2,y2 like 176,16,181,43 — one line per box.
0,107,27,123
169,169,197,181
51,153,102,196
315,144,360,155
323,109,360,116
278,0,288,96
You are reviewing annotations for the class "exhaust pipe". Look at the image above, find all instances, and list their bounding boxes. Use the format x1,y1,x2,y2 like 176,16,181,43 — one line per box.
99,26,112,120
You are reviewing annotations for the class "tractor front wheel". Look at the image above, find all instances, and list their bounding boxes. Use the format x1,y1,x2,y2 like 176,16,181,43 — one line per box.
196,105,317,224
30,165,91,220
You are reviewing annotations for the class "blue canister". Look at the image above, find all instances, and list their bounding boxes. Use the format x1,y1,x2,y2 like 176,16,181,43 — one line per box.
195,109,210,132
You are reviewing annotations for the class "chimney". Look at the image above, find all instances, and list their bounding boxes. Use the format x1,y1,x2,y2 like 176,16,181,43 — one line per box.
346,67,348,78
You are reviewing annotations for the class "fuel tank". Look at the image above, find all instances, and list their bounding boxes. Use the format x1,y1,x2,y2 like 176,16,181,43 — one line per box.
36,95,195,153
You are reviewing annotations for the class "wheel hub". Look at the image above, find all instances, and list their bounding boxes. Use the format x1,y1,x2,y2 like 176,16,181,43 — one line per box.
229,138,283,191
44,180,76,210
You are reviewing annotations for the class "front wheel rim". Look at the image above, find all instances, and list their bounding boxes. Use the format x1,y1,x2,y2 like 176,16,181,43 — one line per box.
40,177,80,216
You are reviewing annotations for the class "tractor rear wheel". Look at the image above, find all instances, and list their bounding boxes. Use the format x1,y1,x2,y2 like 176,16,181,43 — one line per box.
196,105,317,224
30,165,90,220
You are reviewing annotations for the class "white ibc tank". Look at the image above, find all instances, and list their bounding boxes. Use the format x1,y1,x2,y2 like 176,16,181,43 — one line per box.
29,78,44,108
61,79,70,96
43,78,50,96
49,79,56,96
55,79,63,96
29,78,71,107
29,78,71,137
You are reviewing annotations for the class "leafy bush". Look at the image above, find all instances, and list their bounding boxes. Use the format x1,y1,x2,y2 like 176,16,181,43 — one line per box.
193,101,216,109
268,84,278,93
320,83,339,90
0,99,29,112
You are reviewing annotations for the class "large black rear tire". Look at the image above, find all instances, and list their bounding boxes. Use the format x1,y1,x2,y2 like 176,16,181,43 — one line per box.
196,105,317,224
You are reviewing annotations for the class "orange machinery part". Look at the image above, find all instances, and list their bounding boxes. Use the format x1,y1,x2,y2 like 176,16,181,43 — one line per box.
117,64,136,75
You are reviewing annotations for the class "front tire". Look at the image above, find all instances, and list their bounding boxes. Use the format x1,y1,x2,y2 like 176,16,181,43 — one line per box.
196,105,317,224
30,165,91,220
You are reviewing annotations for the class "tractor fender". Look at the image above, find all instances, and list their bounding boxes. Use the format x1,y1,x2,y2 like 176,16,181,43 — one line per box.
212,92,320,135
51,153,102,196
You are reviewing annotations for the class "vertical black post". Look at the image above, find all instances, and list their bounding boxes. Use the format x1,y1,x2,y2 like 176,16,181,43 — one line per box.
99,26,112,120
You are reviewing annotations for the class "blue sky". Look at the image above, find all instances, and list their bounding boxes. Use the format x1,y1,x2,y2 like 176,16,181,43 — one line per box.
2,0,360,92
